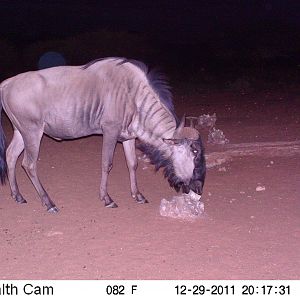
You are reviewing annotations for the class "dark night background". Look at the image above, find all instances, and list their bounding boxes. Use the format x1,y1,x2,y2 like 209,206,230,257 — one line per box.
1,0,300,91
1,1,300,280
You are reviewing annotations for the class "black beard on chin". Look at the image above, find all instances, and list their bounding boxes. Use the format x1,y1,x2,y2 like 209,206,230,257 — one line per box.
137,142,187,192
137,137,206,194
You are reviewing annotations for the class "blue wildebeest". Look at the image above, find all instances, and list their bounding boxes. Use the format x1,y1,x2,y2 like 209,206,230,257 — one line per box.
0,58,206,213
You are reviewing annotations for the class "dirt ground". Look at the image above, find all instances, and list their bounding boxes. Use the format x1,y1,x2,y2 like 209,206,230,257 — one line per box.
0,90,299,280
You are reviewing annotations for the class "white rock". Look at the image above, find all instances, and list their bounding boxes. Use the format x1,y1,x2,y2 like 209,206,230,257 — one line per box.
218,167,227,172
188,190,201,201
256,185,266,192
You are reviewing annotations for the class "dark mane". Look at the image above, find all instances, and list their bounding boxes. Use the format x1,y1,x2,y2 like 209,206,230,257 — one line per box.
81,57,108,70
118,58,176,120
82,57,177,122
137,142,185,192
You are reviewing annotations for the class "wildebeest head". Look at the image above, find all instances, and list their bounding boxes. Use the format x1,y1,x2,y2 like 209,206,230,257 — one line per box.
138,116,206,195
163,117,206,195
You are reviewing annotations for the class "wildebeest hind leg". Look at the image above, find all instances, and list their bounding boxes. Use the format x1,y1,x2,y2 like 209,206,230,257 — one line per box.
123,139,148,204
21,130,58,213
100,128,119,208
6,129,26,204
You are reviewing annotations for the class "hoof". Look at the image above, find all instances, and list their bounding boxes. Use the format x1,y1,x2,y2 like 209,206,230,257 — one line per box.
14,195,27,204
135,194,149,204
47,206,59,213
105,201,118,208
136,198,149,204
102,194,118,208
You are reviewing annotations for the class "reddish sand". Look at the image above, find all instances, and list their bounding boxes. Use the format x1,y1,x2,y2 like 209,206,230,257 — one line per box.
0,91,299,279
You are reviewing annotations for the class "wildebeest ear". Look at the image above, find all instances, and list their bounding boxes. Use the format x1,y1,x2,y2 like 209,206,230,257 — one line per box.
163,138,183,145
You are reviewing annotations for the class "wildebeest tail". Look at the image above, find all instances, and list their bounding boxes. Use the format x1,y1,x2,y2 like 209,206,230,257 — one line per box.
0,89,8,184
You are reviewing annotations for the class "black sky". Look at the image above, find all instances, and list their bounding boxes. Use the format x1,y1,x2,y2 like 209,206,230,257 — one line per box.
1,0,300,83
1,0,300,45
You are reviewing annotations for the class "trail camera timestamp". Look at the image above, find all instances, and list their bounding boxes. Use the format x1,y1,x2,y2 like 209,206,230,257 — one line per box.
175,284,291,296
241,285,290,296
175,285,235,296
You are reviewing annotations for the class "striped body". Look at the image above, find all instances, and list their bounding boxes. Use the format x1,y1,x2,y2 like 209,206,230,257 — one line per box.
1,58,176,142
0,58,205,212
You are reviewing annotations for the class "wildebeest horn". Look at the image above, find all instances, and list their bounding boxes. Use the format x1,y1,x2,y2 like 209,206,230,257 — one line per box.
177,114,186,131
173,115,199,140
186,116,198,128
175,127,200,140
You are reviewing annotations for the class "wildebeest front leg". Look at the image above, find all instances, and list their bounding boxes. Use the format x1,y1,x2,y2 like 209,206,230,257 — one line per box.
21,130,58,213
100,129,119,208
123,139,148,204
